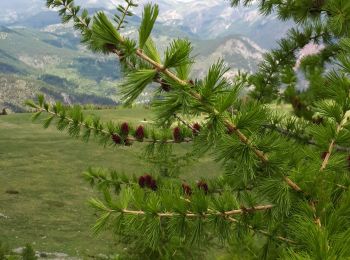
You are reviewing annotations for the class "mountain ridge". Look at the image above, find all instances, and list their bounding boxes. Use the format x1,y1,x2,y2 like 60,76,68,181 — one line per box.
0,23,265,111
0,1,281,111
0,0,292,48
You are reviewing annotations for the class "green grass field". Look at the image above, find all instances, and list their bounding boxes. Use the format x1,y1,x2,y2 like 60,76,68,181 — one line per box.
0,108,220,258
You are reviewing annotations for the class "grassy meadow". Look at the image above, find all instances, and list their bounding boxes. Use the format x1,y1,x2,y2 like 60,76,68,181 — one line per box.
0,108,220,258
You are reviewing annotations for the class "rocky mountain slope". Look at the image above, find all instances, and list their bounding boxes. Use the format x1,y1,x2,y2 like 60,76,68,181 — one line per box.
0,74,116,112
0,25,121,111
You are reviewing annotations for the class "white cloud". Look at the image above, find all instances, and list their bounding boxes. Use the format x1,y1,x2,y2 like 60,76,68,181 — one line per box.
0,11,18,23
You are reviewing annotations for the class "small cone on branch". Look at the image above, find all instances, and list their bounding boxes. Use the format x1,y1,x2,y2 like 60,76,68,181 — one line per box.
192,123,201,135
105,43,116,52
138,175,146,188
138,174,157,191
149,179,158,191
182,183,192,196
121,122,129,136
112,134,122,145
197,180,209,194
144,174,153,186
161,83,171,92
173,127,183,143
135,125,145,141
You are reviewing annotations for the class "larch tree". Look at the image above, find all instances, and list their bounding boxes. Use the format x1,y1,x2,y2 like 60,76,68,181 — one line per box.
26,0,350,259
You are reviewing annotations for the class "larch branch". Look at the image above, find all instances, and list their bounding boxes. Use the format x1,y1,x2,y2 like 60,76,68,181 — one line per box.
37,107,193,144
120,204,274,218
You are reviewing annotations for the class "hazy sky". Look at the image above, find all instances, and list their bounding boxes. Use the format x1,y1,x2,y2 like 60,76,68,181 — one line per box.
0,0,222,23
0,0,206,9
0,0,33,9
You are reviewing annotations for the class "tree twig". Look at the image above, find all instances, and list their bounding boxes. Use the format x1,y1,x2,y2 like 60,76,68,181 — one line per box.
119,204,274,217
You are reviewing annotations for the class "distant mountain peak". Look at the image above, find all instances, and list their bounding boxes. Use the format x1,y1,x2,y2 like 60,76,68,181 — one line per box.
1,0,292,49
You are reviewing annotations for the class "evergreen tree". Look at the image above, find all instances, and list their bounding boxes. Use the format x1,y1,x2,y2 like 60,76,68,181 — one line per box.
230,0,350,119
27,0,350,258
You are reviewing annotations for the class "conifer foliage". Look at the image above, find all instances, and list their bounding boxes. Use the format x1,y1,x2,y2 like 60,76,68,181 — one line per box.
27,0,350,258
231,0,350,118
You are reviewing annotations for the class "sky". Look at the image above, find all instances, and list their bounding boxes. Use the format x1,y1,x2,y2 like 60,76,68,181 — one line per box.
0,0,177,20
0,0,208,9
0,0,223,24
